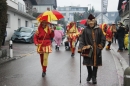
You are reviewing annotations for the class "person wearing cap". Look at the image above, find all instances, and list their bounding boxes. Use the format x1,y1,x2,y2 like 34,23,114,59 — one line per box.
78,14,106,84
66,22,79,57
33,20,54,77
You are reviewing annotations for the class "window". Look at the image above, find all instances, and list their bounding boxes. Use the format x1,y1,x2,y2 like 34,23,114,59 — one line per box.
7,14,10,28
18,19,21,28
25,21,28,27
62,13,66,16
18,2,25,12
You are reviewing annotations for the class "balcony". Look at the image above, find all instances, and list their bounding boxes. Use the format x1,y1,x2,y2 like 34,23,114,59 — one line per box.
119,2,129,17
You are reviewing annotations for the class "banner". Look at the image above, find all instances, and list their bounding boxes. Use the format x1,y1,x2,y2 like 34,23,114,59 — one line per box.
102,0,108,14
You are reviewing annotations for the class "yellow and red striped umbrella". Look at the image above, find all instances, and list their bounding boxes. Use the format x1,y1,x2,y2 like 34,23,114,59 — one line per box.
37,10,64,22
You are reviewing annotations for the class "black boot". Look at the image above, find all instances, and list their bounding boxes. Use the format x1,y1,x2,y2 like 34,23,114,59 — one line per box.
71,53,75,57
87,74,92,81
86,66,92,81
92,67,98,84
92,76,97,84
55,45,57,50
42,72,46,77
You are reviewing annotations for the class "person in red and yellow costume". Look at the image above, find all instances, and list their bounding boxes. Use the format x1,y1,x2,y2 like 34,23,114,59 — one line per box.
100,23,108,36
66,22,79,57
33,20,54,77
106,25,113,50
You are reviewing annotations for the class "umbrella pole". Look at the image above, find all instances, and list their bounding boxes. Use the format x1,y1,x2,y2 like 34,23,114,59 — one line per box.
80,53,81,83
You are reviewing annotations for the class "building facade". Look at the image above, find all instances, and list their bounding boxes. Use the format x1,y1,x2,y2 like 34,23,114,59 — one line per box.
6,0,36,41
118,0,129,25
57,6,88,23
96,12,119,24
32,0,57,17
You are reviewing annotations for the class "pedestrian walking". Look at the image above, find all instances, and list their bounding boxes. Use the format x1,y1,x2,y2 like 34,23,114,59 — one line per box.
33,20,54,77
78,14,106,84
105,24,114,50
116,22,125,52
54,26,64,50
66,22,79,57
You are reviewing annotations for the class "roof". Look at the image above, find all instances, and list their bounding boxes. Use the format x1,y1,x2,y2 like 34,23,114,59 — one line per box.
95,12,119,21
37,0,57,6
106,12,119,21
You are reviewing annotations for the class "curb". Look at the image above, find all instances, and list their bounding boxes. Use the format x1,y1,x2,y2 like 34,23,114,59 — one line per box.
111,45,129,70
0,51,36,65
110,45,129,86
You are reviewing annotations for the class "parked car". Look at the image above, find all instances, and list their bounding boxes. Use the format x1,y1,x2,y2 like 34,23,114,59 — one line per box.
11,27,36,43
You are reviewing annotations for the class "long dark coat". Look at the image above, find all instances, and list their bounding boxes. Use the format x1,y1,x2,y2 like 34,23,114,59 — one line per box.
78,26,106,66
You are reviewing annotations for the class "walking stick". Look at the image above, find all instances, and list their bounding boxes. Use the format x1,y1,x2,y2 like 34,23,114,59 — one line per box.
80,53,81,83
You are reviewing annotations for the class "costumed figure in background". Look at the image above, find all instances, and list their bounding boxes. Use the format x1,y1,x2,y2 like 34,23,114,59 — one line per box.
33,20,54,77
54,25,64,50
66,22,79,57
124,26,129,50
78,14,106,84
105,25,113,50
100,23,107,36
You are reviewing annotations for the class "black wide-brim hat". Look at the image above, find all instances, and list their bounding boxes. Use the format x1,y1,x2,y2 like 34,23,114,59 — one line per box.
88,14,95,20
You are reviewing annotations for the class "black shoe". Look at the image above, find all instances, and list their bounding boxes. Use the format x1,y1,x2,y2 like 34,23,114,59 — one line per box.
42,72,46,77
125,48,128,50
55,45,57,50
57,46,59,51
86,75,92,81
71,53,74,57
92,76,97,84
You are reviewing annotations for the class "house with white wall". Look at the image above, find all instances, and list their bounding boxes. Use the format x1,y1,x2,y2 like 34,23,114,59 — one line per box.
6,0,36,41
118,0,129,26
96,12,119,24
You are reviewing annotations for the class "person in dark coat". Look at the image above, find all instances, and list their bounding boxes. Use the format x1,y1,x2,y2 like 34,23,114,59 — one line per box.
78,14,106,84
116,22,125,52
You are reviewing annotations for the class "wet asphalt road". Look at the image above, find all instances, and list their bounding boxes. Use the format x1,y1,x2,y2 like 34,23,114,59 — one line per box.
0,43,119,86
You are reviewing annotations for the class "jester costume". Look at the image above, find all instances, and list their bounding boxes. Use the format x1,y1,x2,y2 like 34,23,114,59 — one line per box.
106,26,113,50
100,23,107,36
33,22,54,77
66,22,79,57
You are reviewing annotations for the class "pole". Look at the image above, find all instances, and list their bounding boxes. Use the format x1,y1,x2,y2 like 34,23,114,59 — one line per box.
80,53,81,83
101,0,103,23
9,40,13,58
129,0,130,66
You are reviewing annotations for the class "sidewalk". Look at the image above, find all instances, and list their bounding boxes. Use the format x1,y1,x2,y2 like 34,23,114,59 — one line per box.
111,43,129,65
0,41,36,64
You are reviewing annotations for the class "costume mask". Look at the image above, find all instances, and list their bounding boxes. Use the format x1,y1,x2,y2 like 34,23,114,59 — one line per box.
87,14,95,28
70,22,74,27
41,21,48,28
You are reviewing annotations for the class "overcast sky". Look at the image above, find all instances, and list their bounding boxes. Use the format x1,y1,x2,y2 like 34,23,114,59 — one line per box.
57,0,119,12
